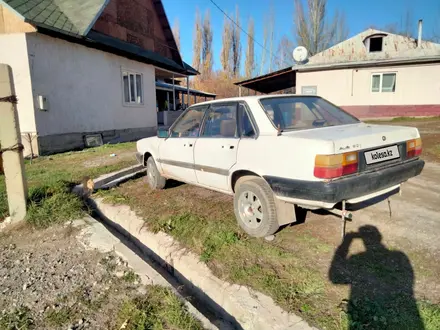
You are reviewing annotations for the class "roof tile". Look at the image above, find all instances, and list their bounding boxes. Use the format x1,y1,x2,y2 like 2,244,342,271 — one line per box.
4,0,107,35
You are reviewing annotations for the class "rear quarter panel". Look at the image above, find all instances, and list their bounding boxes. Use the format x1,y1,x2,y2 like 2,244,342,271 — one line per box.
231,135,334,184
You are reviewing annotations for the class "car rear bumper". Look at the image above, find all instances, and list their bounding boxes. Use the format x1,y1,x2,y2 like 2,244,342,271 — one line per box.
264,159,425,204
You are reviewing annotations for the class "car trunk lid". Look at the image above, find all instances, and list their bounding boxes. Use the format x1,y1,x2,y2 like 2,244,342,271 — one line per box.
282,122,419,154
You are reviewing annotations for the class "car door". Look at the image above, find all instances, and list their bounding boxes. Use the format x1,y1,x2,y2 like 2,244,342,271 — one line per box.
158,105,207,183
193,102,239,191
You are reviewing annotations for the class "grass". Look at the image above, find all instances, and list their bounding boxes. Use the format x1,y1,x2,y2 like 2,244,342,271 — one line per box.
115,285,203,330
0,307,34,330
45,307,74,327
0,142,136,226
419,302,440,330
98,179,440,330
366,116,440,123
123,270,140,284
338,298,440,330
389,116,440,122
426,144,440,159
102,188,333,327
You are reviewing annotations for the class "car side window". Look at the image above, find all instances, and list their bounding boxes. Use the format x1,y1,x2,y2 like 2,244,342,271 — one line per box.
239,103,256,138
170,106,206,138
201,103,237,138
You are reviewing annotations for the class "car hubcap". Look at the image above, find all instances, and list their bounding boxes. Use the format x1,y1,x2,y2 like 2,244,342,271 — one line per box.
238,191,263,229
147,162,155,184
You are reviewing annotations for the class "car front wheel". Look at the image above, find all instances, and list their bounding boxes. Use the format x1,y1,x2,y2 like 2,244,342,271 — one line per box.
233,176,279,237
146,157,166,190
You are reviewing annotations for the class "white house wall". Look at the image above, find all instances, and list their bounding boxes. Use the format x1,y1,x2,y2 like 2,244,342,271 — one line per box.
0,32,38,156
297,63,440,118
26,32,157,154
0,33,35,131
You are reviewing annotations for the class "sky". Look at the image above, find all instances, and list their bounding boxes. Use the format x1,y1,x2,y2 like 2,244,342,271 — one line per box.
162,0,440,74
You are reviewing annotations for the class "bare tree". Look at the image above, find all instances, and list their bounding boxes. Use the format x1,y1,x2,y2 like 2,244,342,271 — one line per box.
244,18,255,78
275,35,294,70
192,8,202,72
294,0,347,56
381,9,414,37
202,10,213,78
220,17,232,74
260,6,275,74
260,22,268,75
432,6,440,42
400,9,414,38
172,18,180,50
230,5,241,77
331,10,349,46
268,6,275,72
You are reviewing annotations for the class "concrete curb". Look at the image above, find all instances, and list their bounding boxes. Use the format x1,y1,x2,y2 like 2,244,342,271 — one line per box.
90,197,316,330
73,167,315,329
73,216,218,330
72,164,145,194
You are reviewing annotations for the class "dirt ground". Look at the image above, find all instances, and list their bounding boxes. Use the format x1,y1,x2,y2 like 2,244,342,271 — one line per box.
0,223,202,330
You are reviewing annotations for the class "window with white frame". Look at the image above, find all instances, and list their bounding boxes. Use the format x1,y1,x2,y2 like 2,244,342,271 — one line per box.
371,73,396,93
122,70,143,104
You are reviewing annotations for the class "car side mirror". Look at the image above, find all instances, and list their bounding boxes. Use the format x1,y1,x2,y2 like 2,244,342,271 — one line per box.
157,127,170,138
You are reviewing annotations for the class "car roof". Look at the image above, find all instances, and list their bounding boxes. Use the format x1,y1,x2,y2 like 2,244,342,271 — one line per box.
194,94,320,106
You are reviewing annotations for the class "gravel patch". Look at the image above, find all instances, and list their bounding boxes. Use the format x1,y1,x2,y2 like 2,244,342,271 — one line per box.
0,224,150,329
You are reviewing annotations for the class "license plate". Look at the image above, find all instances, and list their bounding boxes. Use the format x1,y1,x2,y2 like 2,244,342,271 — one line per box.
364,145,400,164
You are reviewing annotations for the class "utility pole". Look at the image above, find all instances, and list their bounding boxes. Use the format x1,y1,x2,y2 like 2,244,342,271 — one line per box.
0,64,27,222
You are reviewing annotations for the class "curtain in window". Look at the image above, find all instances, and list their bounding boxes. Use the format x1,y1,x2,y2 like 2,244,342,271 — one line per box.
129,74,136,102
123,73,130,103
382,73,396,92
372,75,381,92
136,74,143,103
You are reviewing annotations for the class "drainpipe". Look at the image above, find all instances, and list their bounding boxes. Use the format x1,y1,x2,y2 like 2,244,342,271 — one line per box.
418,19,423,48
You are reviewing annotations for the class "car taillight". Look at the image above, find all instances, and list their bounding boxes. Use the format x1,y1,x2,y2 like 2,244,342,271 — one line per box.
407,138,422,158
342,152,358,175
314,152,359,179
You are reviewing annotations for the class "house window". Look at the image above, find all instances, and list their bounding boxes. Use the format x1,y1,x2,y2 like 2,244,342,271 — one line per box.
122,70,143,104
369,37,383,52
371,73,396,93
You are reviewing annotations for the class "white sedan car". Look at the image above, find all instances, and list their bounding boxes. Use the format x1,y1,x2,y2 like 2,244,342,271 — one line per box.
136,95,424,237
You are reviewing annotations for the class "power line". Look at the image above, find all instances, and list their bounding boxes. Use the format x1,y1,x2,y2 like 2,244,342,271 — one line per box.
208,0,292,68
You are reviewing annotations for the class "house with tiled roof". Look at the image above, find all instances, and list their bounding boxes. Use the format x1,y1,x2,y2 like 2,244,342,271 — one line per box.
0,0,202,155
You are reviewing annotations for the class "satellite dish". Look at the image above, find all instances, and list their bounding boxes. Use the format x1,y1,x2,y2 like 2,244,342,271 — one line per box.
293,46,308,63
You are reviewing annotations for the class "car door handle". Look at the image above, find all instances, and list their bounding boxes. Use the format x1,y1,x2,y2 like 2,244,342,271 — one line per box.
183,143,193,147
221,145,235,149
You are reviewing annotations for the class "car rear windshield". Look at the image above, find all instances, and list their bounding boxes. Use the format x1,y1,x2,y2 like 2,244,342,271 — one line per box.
259,96,360,131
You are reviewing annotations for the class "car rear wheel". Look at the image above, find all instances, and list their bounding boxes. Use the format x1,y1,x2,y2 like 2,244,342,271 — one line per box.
234,176,279,237
146,157,166,190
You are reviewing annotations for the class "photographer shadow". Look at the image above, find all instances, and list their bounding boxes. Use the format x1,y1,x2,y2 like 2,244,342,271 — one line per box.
329,225,424,329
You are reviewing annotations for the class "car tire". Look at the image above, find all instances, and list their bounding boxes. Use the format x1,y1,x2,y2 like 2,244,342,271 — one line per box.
146,157,166,190
233,176,279,237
